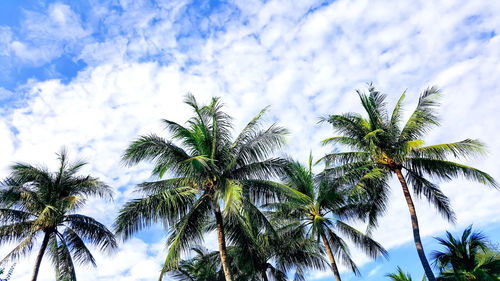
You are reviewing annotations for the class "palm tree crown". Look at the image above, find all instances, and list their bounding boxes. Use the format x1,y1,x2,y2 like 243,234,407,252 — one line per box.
432,225,500,280
0,148,117,281
386,267,426,281
115,94,295,281
320,84,497,281
272,155,387,281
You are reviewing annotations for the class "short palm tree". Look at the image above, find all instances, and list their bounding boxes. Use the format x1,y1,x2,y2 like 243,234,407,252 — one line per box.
386,267,426,281
115,95,295,281
170,246,226,281
320,84,497,281
272,156,387,281
432,225,500,280
172,212,327,281
0,149,117,281
224,209,327,281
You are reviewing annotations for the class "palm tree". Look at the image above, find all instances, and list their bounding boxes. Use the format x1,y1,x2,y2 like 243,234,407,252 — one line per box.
386,267,426,281
0,149,117,281
432,225,500,280
320,84,498,281
224,209,328,281
272,156,387,281
170,246,226,281
171,213,327,281
115,94,296,281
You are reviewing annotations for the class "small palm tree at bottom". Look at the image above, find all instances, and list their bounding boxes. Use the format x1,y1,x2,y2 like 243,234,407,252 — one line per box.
386,267,426,281
432,225,500,280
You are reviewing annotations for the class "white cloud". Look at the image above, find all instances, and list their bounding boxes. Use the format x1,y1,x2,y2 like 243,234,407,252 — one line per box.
3,3,91,65
1,0,500,280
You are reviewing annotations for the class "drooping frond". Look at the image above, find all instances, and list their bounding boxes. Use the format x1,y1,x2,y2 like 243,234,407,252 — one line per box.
64,214,117,252
1,233,36,263
0,209,34,224
122,134,191,171
333,220,388,259
412,139,486,160
115,186,198,239
60,228,97,266
160,195,212,278
323,227,360,275
404,169,455,222
407,158,498,187
51,233,77,281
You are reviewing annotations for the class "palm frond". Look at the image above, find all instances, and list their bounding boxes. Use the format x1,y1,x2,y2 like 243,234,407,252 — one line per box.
60,228,97,266
404,169,455,222
160,195,212,278
115,186,198,239
64,214,117,252
408,158,498,187
412,139,486,160
400,87,441,141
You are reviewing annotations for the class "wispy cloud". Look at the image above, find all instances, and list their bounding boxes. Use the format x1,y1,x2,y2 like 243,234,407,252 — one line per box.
1,0,500,280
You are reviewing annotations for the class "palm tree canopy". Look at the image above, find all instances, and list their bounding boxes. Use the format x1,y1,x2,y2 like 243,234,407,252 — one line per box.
271,156,387,275
432,225,500,280
115,94,299,278
320,84,497,224
0,148,117,280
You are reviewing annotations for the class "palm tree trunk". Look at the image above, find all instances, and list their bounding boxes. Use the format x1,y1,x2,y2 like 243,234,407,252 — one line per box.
395,168,436,281
262,269,269,281
31,231,50,281
214,205,233,281
321,233,342,281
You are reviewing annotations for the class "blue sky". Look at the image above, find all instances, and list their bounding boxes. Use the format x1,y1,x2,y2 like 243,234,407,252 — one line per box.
1,0,500,280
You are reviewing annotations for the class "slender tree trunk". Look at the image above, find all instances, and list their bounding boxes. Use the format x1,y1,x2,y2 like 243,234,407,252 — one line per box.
395,168,436,281
31,231,50,281
321,233,342,281
262,269,269,281
214,205,233,281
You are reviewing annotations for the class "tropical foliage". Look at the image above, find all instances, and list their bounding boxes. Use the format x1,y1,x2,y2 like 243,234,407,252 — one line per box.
386,266,426,281
0,90,497,281
0,149,117,281
432,225,500,280
271,156,387,281
320,84,498,281
115,94,299,281
171,212,327,281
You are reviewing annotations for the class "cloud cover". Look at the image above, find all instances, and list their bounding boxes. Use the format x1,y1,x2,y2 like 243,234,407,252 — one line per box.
1,0,500,280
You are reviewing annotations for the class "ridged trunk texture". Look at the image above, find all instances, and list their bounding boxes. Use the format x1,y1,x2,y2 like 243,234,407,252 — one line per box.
395,168,436,281
214,205,233,281
322,233,342,281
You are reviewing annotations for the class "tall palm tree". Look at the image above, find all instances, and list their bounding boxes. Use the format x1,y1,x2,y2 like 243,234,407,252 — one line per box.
320,84,497,281
432,226,500,280
272,156,387,281
0,149,117,281
115,94,296,281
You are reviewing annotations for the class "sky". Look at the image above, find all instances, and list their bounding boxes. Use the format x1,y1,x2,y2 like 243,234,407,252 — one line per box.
0,0,500,280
